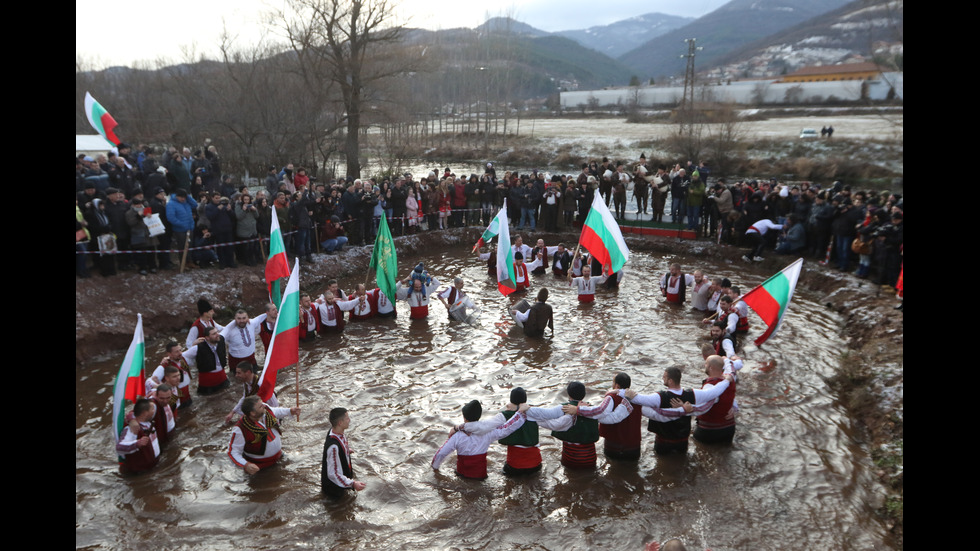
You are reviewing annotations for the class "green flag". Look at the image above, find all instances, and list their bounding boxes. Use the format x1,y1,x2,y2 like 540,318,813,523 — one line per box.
369,215,398,305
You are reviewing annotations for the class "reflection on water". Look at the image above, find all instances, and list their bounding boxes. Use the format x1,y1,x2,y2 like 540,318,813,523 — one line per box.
75,249,897,550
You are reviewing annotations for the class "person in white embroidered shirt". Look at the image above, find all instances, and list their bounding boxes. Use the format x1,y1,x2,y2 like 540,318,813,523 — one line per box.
395,273,441,319
622,367,734,454
219,309,268,373
321,407,367,498
227,395,301,474
659,263,697,304
346,283,376,321
431,400,529,479
511,235,533,264
567,262,597,303
437,277,472,321
315,291,359,334
456,387,575,476
689,270,714,311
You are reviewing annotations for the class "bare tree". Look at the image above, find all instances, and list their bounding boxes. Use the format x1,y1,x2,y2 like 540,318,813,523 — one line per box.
706,102,745,175
273,0,412,178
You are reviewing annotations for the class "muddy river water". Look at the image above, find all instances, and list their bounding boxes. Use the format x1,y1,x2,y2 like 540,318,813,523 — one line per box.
75,248,896,550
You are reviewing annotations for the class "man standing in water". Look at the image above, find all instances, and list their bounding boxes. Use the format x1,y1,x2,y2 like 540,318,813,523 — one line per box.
395,271,442,320
567,263,597,303
116,399,161,475
564,372,643,460
227,395,301,474
321,407,367,498
511,288,553,337
220,308,268,373
624,367,733,454
692,355,738,444
432,400,529,479
457,387,576,476
659,263,696,305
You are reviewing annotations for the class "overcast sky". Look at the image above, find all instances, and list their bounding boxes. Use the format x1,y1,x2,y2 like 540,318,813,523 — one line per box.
76,0,728,69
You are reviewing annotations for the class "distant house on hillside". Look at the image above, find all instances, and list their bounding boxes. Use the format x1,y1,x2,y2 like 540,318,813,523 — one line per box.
778,62,883,83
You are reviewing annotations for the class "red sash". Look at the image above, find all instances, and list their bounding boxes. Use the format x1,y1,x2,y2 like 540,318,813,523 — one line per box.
578,294,595,303
506,446,542,469
560,441,597,468
456,453,488,479
199,369,228,388
409,305,429,319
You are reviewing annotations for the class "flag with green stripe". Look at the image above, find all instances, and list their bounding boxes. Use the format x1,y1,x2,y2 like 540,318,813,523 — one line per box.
112,314,145,443
258,258,300,402
265,205,291,308
580,193,629,274
84,92,121,146
740,258,803,346
493,201,516,295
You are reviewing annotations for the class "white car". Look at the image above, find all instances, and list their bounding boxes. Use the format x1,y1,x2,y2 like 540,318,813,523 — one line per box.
799,128,819,139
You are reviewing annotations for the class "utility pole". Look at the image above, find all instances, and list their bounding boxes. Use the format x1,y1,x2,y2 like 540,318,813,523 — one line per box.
679,38,701,135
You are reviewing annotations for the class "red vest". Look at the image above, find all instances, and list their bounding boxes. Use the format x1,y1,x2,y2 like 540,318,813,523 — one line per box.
162,358,192,403
347,294,374,321
736,310,749,332
300,306,320,339
598,392,642,453
236,413,282,468
260,320,275,350
121,424,159,474
515,263,530,290
697,377,736,430
151,399,172,448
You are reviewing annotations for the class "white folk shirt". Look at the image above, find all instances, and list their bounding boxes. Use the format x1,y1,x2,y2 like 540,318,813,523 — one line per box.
512,244,533,261
569,276,596,297
395,278,441,306
368,288,395,315
690,280,713,311
463,406,574,437
316,296,358,327
220,314,267,358
706,290,722,312
301,305,318,333
745,219,782,236
185,319,224,349
347,293,374,318
431,411,526,470
151,363,191,395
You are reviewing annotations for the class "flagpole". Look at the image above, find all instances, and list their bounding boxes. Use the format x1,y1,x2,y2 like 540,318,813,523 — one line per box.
295,362,300,422
180,231,191,273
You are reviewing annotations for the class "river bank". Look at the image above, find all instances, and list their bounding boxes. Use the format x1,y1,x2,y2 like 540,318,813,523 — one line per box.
75,227,902,545
358,114,903,188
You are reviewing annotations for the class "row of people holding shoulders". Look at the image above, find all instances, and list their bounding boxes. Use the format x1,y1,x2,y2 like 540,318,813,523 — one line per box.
432,352,741,479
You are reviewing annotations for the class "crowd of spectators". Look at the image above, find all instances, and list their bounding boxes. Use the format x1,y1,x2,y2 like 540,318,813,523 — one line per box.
76,144,902,290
